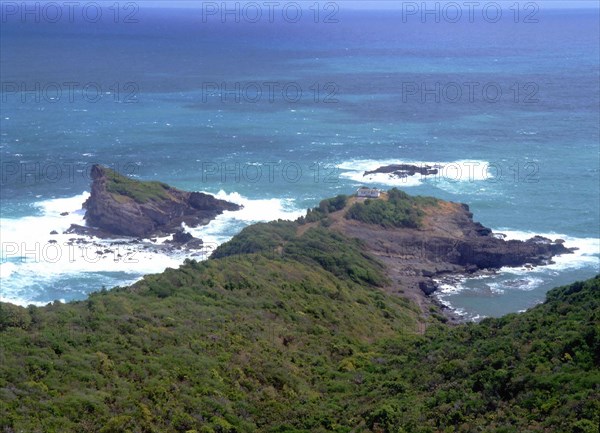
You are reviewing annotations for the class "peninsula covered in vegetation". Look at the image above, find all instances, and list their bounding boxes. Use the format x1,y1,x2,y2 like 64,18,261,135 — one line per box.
1,170,597,433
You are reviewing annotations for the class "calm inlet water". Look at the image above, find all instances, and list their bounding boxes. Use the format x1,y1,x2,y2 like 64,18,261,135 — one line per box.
1,6,598,320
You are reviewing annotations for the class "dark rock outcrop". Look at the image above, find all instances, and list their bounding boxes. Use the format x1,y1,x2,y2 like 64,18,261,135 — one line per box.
364,164,439,178
167,230,204,249
78,165,241,238
419,280,438,296
172,230,194,244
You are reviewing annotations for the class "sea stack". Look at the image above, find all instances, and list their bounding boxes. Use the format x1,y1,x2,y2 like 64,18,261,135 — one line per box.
79,164,241,238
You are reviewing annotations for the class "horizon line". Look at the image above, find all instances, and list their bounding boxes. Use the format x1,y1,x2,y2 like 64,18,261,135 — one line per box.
3,1,600,10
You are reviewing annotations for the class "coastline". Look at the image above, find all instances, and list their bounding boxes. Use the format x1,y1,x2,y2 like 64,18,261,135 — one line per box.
0,190,305,306
1,187,597,321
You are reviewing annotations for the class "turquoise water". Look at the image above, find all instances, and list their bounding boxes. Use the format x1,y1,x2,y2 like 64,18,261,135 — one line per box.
1,6,598,319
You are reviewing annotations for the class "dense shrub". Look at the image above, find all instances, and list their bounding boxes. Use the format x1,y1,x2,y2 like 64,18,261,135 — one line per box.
345,188,438,228
298,194,348,224
211,220,297,259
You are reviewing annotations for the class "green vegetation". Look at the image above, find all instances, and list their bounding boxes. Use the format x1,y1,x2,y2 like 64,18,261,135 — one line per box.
365,276,600,432
212,218,387,287
284,228,389,287
346,188,439,229
103,167,172,203
0,250,417,433
298,194,349,224
211,220,297,259
0,190,598,432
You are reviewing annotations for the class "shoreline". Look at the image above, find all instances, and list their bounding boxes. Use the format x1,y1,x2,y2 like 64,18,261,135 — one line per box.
1,227,595,325
1,190,597,320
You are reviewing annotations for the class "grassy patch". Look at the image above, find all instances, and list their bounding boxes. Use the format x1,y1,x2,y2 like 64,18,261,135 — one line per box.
103,167,172,203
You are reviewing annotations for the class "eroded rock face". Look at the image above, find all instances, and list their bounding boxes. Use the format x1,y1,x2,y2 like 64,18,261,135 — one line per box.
80,165,241,238
329,199,573,296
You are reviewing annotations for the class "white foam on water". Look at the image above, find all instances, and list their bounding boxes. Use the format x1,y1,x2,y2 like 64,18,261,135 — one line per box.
0,192,184,305
434,274,547,322
338,158,491,190
497,229,600,273
488,277,545,294
0,191,306,306
214,190,306,222
0,261,17,279
433,231,599,321
186,190,306,254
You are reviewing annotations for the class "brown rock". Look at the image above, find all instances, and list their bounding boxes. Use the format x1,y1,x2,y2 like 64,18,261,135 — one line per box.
82,165,241,238
323,195,574,300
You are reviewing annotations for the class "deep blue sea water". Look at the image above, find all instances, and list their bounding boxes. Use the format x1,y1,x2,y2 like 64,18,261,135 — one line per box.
1,5,599,320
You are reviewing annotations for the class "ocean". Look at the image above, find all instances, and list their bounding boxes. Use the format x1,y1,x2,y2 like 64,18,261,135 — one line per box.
1,4,598,320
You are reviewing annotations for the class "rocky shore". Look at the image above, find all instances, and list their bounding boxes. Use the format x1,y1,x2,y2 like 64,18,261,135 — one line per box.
54,169,572,322
320,194,574,320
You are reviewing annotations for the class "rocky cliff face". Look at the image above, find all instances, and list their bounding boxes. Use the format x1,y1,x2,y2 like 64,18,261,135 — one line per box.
324,197,573,299
81,165,240,238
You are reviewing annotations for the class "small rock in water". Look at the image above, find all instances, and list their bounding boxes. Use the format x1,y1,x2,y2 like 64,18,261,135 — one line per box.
50,230,58,235
172,230,194,244
60,212,69,216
